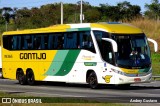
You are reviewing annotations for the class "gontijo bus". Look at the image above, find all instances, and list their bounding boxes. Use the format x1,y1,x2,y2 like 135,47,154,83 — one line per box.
2,23,158,88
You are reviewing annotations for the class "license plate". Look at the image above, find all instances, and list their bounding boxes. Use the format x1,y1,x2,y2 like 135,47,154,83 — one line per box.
134,78,141,82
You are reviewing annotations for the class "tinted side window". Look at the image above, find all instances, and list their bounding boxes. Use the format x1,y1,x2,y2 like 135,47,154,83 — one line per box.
55,34,64,49
48,34,55,49
64,32,77,49
3,35,13,50
3,31,96,52
79,31,95,53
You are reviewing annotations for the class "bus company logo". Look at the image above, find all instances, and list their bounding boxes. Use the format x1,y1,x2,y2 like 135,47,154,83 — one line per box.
102,75,112,83
82,55,95,60
20,53,46,60
2,98,11,103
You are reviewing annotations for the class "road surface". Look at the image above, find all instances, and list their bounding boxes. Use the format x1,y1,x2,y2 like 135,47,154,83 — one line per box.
0,78,160,104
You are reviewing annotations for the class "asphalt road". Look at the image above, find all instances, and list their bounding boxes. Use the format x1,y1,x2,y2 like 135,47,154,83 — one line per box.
0,78,160,104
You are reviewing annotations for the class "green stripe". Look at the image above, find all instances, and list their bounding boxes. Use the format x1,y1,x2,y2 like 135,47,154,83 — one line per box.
54,50,80,76
45,50,80,76
139,68,150,73
78,28,91,31
45,50,69,76
67,28,78,32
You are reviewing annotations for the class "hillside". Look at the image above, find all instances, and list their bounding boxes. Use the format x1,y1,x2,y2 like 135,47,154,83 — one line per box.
129,18,160,52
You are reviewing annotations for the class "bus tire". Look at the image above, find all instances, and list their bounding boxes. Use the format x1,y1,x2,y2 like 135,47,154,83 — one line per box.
17,70,27,85
87,72,99,89
26,70,35,85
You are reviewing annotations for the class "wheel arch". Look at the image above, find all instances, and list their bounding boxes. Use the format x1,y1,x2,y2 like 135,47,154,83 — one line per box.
86,69,97,83
26,68,35,80
16,68,23,80
26,68,33,74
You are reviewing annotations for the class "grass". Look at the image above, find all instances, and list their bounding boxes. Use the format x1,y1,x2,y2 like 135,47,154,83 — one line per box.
0,92,130,106
0,92,95,103
151,53,160,75
129,18,160,53
0,104,128,106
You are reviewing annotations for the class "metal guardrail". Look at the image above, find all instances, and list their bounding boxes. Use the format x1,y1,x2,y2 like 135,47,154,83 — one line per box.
152,75,160,80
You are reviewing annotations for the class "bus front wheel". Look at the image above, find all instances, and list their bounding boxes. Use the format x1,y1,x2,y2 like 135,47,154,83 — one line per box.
17,70,26,85
26,70,35,85
88,72,99,89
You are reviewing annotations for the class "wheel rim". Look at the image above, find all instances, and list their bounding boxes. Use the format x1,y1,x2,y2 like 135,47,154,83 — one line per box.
89,74,98,88
27,71,34,84
90,77,96,85
18,72,24,84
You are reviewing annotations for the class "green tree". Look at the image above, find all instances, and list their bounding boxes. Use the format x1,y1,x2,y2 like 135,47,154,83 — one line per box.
15,7,32,29
84,8,101,22
145,0,160,21
2,7,14,23
117,1,141,21
0,8,5,24
0,2,142,31
99,1,141,21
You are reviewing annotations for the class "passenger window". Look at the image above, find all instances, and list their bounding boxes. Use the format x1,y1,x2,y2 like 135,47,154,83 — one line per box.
33,36,41,49
79,31,95,53
56,34,64,49
3,36,13,50
64,32,77,49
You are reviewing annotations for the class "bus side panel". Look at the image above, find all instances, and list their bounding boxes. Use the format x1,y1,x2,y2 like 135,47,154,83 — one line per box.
67,50,102,83
2,49,58,81
2,49,25,80
26,50,58,81
3,62,17,80
44,50,80,82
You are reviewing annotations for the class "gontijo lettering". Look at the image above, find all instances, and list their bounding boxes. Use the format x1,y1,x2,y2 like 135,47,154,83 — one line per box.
20,53,46,60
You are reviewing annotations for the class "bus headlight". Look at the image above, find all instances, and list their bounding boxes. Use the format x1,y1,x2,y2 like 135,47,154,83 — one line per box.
111,68,125,75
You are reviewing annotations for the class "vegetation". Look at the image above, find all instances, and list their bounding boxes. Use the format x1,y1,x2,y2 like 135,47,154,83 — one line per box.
0,104,130,106
0,0,159,31
129,18,160,52
0,1,142,32
144,0,160,21
0,92,129,106
151,53,160,75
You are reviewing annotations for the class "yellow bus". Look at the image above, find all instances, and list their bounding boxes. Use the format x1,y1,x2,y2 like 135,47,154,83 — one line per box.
2,23,158,88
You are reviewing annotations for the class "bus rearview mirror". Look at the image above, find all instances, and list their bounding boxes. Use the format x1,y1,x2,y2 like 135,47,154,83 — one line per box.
147,38,158,52
102,38,118,52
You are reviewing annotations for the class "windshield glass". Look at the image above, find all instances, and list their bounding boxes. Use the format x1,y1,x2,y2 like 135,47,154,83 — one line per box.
112,34,151,69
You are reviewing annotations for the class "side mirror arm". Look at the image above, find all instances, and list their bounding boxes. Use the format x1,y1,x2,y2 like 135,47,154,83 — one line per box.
147,38,158,52
102,38,118,52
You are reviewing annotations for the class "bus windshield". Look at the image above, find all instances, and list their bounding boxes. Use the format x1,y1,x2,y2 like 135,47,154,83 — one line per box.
112,34,151,69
